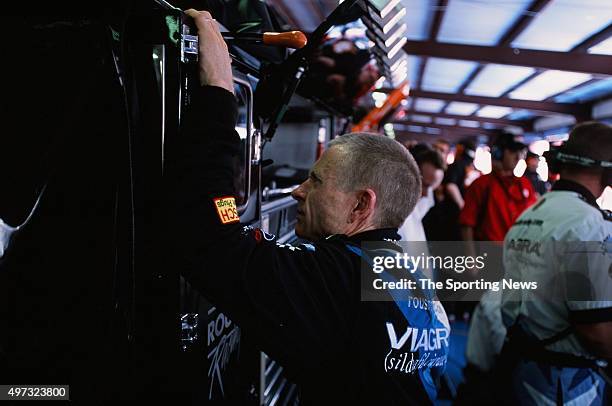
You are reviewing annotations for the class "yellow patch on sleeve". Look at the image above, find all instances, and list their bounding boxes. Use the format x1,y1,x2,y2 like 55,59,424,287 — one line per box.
213,196,240,224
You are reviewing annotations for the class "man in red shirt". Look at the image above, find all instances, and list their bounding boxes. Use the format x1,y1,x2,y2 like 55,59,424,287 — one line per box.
460,133,537,242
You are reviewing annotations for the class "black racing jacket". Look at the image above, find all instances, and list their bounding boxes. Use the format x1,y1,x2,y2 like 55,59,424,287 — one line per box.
166,86,435,405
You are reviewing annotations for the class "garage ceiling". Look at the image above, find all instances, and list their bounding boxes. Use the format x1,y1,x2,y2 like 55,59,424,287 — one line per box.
266,0,612,139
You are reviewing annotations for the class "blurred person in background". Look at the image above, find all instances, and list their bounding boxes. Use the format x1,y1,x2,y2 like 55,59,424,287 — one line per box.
445,140,477,212
423,139,477,242
398,144,446,242
433,138,451,164
524,151,547,196
456,133,536,320
460,133,536,243
499,121,612,405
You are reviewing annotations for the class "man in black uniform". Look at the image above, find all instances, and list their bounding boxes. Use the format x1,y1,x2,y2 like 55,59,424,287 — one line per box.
167,10,450,404
423,140,476,243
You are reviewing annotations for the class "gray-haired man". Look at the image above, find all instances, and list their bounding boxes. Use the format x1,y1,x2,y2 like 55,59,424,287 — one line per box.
167,10,450,404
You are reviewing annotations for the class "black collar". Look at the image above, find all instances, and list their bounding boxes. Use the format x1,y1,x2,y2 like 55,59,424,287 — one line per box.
552,179,598,208
326,228,400,243
348,228,400,243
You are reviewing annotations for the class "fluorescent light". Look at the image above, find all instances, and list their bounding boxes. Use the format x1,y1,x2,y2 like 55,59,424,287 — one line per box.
476,106,513,118
533,114,576,132
511,0,612,52
406,55,422,86
414,98,446,113
404,0,434,41
445,102,479,116
537,157,549,182
588,37,612,55
508,70,592,101
474,147,492,174
529,140,550,156
465,64,536,97
513,159,526,177
437,0,532,46
459,120,480,128
435,117,456,126
421,58,479,93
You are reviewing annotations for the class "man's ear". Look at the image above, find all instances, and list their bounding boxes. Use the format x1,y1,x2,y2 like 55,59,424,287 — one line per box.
350,188,377,223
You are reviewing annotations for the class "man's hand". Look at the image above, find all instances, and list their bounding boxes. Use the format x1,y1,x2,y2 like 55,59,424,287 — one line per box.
184,9,234,93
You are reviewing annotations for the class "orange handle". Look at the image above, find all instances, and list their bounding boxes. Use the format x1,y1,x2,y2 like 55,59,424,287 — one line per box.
352,82,410,132
262,31,308,49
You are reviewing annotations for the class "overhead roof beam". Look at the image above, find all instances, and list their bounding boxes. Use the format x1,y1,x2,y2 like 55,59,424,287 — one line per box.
407,17,609,107
454,67,481,96
403,40,612,76
499,70,543,98
429,0,447,40
540,24,612,102
454,0,552,95
545,78,601,102
413,57,427,90
396,131,480,142
412,0,447,89
572,23,612,52
496,23,611,119
395,120,496,135
406,89,588,116
397,111,532,130
498,0,552,46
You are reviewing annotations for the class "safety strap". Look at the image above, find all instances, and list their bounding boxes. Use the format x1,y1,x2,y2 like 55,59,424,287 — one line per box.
539,325,573,346
506,316,606,371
